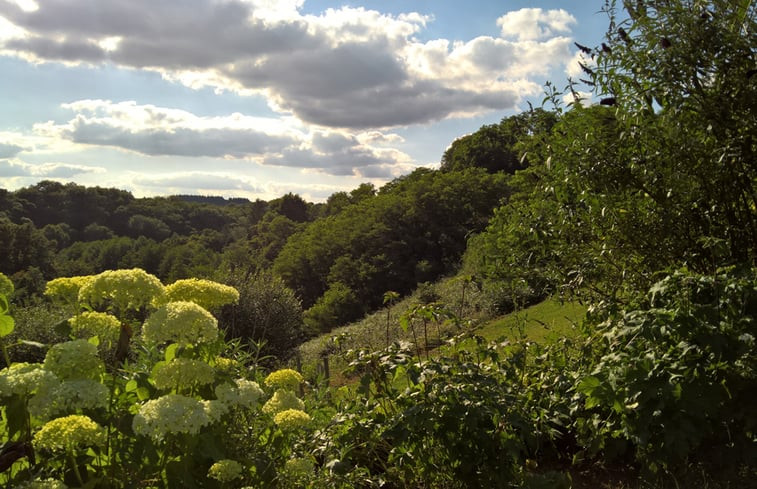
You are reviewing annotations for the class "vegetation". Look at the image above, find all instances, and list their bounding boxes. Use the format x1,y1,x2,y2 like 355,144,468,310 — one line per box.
1,0,756,486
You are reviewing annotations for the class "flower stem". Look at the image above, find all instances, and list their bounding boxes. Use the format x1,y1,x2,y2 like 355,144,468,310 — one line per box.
69,450,85,487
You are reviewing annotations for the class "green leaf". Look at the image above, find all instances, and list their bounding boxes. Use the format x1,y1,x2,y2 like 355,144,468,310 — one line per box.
0,314,15,337
136,387,150,401
17,339,45,349
0,295,8,314
576,375,600,395
165,343,179,362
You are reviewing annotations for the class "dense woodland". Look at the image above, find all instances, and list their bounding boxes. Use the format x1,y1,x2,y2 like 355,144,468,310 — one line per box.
1,0,755,487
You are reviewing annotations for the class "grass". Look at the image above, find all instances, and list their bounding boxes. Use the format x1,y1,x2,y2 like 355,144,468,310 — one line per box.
472,297,586,344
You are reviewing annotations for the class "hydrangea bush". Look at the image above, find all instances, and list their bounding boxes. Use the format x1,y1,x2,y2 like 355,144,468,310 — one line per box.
0,269,314,488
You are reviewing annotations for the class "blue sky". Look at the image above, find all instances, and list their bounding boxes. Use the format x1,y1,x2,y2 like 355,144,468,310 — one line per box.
0,0,608,201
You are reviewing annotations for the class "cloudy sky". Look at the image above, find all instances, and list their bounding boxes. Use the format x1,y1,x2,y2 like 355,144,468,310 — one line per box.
0,0,607,202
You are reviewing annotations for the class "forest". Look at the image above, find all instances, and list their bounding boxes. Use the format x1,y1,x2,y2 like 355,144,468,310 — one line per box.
0,0,755,487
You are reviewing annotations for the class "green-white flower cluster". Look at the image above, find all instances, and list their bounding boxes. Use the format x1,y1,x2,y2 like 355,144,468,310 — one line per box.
78,268,165,312
164,278,239,311
284,457,315,477
69,311,121,345
264,368,303,391
0,363,57,399
273,409,311,431
262,389,305,414
132,394,210,441
28,379,109,420
207,459,244,482
215,378,264,408
17,479,68,489
43,340,103,380
142,301,218,346
44,276,93,307
152,358,215,392
33,415,105,453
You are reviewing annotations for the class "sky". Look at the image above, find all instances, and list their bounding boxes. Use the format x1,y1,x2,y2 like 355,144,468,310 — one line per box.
0,0,608,202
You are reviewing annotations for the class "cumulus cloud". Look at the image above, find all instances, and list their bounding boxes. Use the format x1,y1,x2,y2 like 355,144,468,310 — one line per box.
497,8,576,41
0,1,579,128
0,158,104,177
37,99,302,157
35,100,412,177
0,142,24,158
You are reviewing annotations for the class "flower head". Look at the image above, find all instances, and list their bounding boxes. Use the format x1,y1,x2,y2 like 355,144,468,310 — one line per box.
28,379,109,420
207,459,244,482
142,301,218,346
43,340,103,381
264,369,303,391
164,278,239,311
132,394,210,441
33,415,105,453
273,409,311,431
152,358,215,392
215,378,264,408
69,311,121,345
78,269,165,313
17,478,68,489
0,363,58,400
44,276,94,307
284,457,315,477
262,389,304,415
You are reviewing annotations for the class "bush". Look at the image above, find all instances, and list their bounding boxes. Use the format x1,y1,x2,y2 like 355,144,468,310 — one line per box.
219,270,305,362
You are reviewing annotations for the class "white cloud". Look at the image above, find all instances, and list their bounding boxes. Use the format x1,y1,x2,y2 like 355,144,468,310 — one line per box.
0,158,104,177
34,100,413,177
132,172,261,193
497,8,576,42
0,2,579,129
0,142,24,158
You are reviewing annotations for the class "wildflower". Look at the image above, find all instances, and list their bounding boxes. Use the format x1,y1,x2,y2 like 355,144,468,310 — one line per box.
33,415,105,453
273,409,311,431
202,399,229,423
207,459,244,482
0,272,13,297
132,394,210,441
69,311,121,346
28,379,109,420
44,276,94,307
152,358,215,392
0,363,58,399
142,301,218,346
264,369,303,391
78,269,165,313
215,379,264,408
212,356,239,375
17,479,68,489
43,340,103,381
284,457,315,477
164,278,239,311
262,389,304,415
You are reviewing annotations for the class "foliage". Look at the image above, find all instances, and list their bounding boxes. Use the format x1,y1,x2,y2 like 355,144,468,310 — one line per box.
574,267,757,472
217,270,305,362
0,270,315,488
441,109,557,174
470,0,757,305
274,167,509,332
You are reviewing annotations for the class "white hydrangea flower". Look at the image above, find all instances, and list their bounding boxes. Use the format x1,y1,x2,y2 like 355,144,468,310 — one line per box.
262,389,305,415
43,340,104,381
142,301,219,346
0,363,58,400
78,268,165,312
28,379,109,420
163,278,239,311
152,358,215,392
133,394,210,441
